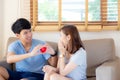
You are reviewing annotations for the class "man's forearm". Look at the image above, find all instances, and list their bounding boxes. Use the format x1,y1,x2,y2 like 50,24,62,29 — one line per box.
7,53,31,63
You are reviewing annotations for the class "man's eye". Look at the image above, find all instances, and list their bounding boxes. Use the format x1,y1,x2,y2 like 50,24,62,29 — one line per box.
24,32,27,34
29,29,31,32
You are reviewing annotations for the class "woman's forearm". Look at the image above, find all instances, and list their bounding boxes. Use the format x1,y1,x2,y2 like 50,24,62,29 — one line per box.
59,55,66,75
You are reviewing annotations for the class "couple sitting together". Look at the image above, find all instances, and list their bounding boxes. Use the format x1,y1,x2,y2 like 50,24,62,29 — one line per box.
0,18,87,80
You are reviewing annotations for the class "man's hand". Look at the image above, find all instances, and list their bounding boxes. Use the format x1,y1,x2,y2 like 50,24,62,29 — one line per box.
30,45,42,56
45,43,55,55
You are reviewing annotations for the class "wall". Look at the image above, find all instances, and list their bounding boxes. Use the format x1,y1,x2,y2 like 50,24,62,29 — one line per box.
1,0,120,58
2,0,19,57
0,0,3,58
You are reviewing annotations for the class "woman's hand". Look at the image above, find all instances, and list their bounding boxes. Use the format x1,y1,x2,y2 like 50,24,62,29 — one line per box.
42,65,57,74
58,40,66,55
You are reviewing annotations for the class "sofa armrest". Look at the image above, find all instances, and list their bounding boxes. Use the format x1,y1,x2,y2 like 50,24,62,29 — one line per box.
96,58,120,80
0,58,12,70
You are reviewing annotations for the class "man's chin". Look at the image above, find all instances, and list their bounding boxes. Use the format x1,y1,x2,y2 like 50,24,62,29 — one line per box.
26,40,32,43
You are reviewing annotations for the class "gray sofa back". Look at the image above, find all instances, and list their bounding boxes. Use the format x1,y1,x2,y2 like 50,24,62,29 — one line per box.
83,38,115,68
83,38,116,78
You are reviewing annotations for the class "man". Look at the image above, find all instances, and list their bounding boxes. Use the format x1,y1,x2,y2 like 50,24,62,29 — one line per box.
0,18,57,80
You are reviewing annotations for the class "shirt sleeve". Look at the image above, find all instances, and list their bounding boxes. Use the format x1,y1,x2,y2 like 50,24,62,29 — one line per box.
70,48,87,66
43,53,51,60
8,42,17,54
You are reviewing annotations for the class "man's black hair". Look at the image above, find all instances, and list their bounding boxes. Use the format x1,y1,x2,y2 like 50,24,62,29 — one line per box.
11,18,31,34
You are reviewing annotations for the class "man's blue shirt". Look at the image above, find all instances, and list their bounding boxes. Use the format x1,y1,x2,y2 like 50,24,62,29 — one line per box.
8,39,51,74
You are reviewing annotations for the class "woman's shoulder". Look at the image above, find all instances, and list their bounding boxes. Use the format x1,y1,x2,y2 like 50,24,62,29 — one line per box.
71,47,86,59
76,47,86,54
70,47,87,65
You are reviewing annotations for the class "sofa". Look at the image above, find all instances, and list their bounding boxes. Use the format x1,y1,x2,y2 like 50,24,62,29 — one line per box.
0,37,120,80
83,38,120,80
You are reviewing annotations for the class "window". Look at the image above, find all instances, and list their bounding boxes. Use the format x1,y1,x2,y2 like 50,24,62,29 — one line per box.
107,0,118,21
62,0,85,21
88,0,100,21
38,0,58,21
30,0,120,31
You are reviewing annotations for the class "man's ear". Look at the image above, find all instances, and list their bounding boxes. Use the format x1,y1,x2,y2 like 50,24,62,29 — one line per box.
15,33,20,38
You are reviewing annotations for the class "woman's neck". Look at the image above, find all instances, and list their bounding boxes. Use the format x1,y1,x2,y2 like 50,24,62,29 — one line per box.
65,51,72,60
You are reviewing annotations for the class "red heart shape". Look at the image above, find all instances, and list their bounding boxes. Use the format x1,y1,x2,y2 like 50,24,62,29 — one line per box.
40,47,47,53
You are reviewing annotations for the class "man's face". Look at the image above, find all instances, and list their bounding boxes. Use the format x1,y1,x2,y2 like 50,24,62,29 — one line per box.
16,29,32,44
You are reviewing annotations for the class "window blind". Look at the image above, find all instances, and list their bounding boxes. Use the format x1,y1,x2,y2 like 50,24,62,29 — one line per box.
30,0,120,31
20,0,30,21
101,0,118,30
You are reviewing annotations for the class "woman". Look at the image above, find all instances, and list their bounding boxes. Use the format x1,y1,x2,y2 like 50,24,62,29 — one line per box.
43,24,87,80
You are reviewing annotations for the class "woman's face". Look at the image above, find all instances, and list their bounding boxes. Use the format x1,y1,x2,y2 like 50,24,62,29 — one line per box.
60,30,70,46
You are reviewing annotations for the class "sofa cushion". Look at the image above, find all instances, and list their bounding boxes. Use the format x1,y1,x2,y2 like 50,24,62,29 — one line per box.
83,38,116,78
4,37,18,57
83,38,115,68
46,41,58,53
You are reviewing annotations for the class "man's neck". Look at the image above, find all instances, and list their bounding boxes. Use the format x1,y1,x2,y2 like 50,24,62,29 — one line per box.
22,42,32,52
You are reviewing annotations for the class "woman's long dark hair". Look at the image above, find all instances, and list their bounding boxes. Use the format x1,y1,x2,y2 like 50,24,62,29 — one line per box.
60,24,85,54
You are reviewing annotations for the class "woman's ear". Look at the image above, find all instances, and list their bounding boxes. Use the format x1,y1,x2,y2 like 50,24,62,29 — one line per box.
67,35,71,41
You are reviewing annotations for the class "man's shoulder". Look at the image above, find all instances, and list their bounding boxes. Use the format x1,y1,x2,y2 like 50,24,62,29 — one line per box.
32,39,46,44
8,40,20,49
9,40,20,46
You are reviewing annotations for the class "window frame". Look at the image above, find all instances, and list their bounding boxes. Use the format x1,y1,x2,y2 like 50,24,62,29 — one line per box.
30,0,120,31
